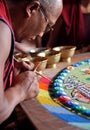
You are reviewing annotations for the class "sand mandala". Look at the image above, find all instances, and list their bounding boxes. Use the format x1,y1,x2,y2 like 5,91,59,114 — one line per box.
49,58,90,119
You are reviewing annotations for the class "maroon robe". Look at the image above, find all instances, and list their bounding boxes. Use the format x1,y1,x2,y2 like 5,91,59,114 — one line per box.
46,0,89,50
0,0,14,90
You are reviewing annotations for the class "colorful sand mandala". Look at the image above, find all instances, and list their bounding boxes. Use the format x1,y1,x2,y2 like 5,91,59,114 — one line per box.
37,58,90,130
49,58,90,119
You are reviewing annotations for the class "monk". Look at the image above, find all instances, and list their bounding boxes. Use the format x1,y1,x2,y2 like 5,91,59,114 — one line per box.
0,0,63,126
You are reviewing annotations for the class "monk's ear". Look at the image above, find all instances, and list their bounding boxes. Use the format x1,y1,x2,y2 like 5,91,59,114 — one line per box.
26,1,40,17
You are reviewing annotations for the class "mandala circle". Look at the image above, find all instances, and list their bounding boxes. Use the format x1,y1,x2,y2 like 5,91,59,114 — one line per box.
49,58,90,119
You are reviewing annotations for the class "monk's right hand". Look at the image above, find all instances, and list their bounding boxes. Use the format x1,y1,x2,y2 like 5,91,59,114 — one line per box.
12,70,39,101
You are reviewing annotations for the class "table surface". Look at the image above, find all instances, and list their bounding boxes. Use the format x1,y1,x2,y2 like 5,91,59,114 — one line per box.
20,52,90,130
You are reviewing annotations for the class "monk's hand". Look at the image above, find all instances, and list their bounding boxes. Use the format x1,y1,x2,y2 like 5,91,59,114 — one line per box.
12,70,39,100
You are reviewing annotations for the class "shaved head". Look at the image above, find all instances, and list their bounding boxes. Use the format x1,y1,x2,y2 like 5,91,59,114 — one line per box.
39,0,63,24
10,0,62,13
39,0,63,12
7,0,62,41
10,0,62,15
9,0,63,24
